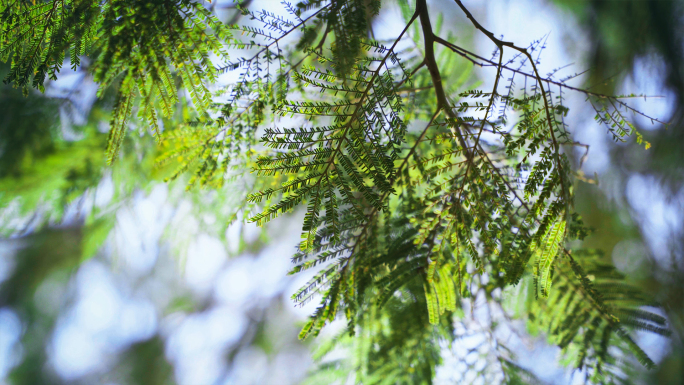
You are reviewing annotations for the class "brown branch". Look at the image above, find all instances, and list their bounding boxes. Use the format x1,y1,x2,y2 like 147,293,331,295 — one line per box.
452,0,568,205
416,0,471,159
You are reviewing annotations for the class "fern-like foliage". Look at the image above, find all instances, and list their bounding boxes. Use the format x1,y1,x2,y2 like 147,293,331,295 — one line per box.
240,1,667,382
1,0,231,162
2,0,672,383
525,248,670,383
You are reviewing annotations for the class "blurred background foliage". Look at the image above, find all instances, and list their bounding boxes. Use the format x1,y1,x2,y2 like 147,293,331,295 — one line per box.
0,0,682,384
547,0,684,383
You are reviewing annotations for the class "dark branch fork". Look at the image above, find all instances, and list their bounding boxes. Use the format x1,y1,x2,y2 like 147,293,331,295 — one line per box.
333,0,568,278
432,35,669,126
244,3,668,357
450,0,567,203
234,0,665,372
329,0,537,299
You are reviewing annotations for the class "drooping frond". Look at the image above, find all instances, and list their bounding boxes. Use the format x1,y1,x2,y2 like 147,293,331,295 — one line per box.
247,15,415,258
2,0,672,383
526,249,670,382
1,0,232,163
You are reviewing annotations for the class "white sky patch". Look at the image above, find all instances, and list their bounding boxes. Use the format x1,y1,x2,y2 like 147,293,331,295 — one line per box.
73,263,123,335
0,309,22,378
113,185,175,276
49,261,160,379
185,234,229,294
222,346,269,385
626,174,684,266
225,219,242,254
166,306,248,385
215,257,258,307
94,172,115,208
115,299,158,344
50,319,106,380
620,54,677,129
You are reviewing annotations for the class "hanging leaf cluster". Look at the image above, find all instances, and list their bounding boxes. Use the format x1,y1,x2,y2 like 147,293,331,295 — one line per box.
1,0,671,383
1,0,231,163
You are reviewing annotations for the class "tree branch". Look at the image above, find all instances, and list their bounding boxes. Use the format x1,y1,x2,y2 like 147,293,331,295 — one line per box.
416,0,471,159
452,0,568,204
